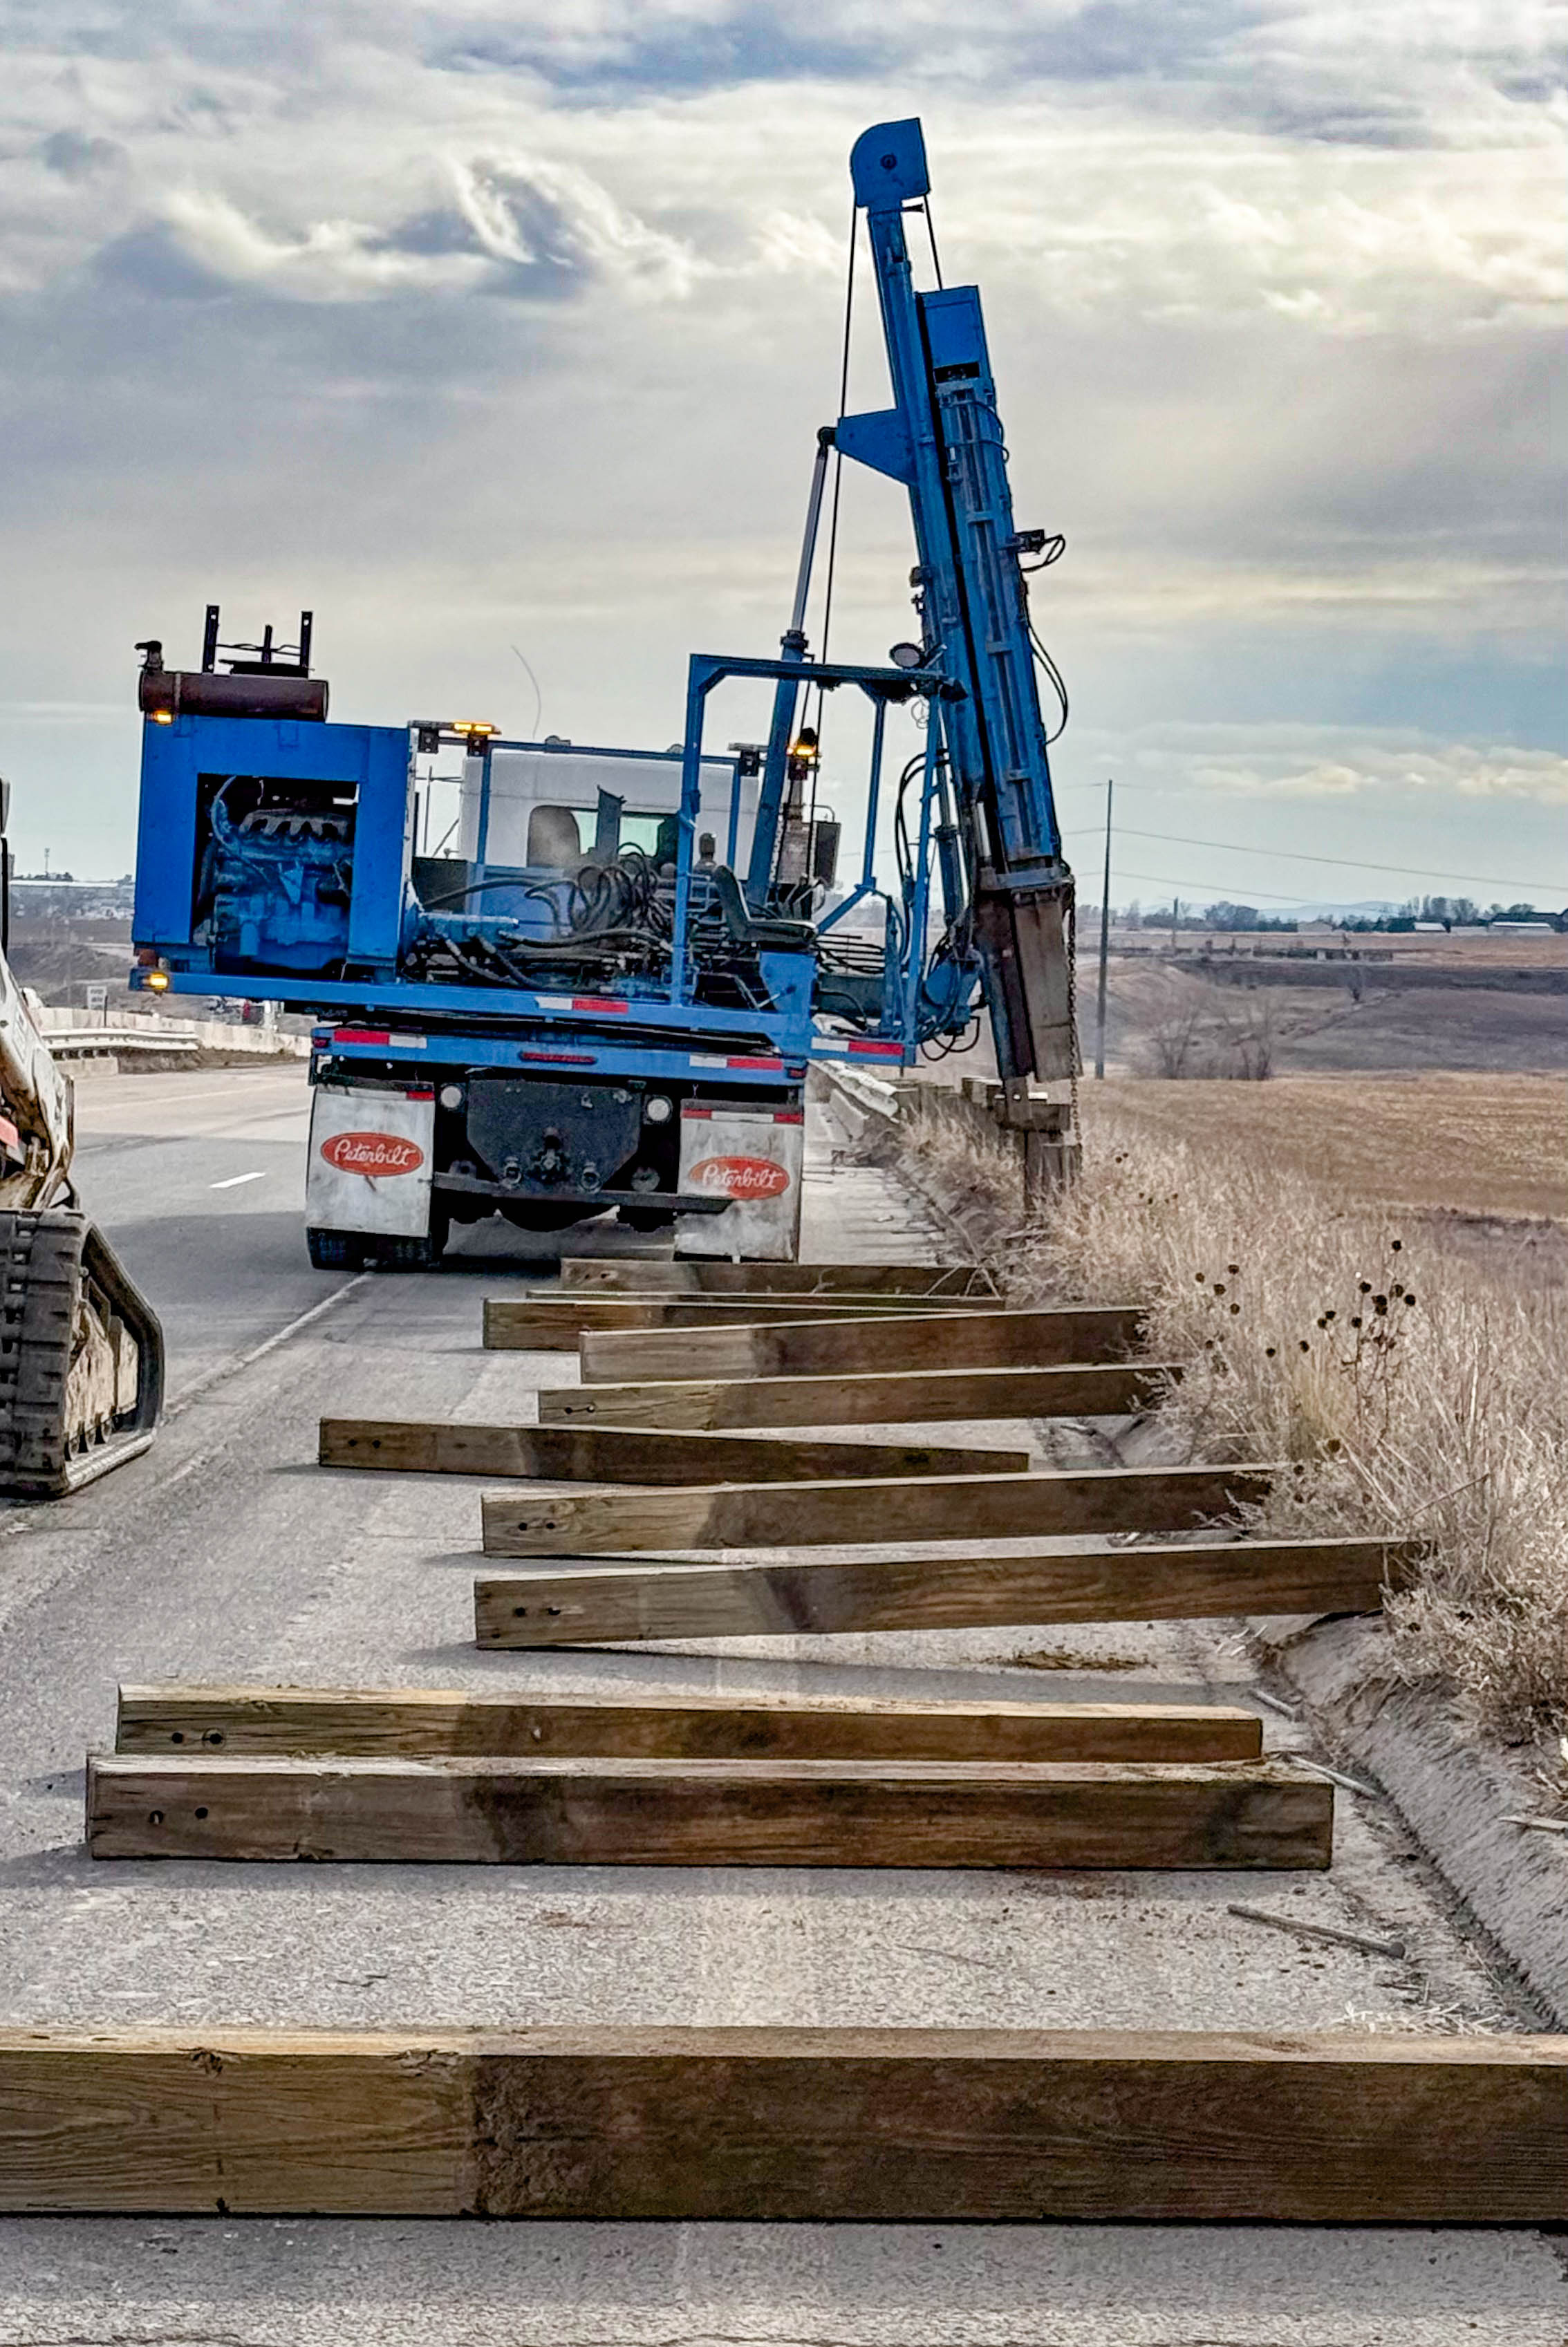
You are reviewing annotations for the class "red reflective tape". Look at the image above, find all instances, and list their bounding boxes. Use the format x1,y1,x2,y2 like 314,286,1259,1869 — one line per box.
681,1106,713,1119
848,1038,902,1058
725,1055,784,1070
407,1089,435,1100
519,1051,595,1065
772,1111,805,1124
333,1029,391,1046
572,996,628,1013
0,1118,19,1155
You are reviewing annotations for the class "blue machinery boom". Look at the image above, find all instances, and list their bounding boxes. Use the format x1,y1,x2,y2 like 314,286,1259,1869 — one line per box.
129,120,1077,1260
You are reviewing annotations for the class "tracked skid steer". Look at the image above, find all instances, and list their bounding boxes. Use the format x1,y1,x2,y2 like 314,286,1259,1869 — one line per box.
0,832,163,1498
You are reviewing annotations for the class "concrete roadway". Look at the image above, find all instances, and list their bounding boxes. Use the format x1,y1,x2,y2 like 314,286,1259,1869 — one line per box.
68,1062,342,1398
0,1067,1560,2343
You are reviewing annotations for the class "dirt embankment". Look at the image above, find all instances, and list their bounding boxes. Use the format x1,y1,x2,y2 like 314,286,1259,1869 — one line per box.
6,916,141,1014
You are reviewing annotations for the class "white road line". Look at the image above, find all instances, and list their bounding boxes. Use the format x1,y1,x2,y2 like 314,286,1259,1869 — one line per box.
165,1273,371,1422
210,1170,268,1189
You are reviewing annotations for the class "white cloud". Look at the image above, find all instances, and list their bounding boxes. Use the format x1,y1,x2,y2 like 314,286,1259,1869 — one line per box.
1088,721,1568,803
453,156,707,299
142,189,488,300
0,6,1561,331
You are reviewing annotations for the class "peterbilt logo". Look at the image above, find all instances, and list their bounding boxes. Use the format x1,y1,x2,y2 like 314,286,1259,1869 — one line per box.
319,1130,425,1177
687,1154,792,1200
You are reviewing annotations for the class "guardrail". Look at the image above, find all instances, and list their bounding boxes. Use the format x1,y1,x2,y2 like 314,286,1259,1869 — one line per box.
32,1009,309,1063
46,1029,197,1060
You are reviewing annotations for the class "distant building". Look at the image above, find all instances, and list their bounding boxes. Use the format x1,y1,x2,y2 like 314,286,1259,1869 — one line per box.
10,878,135,921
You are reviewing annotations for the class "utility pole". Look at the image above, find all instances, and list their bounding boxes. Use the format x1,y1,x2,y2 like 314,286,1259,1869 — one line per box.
1094,778,1112,1079
1170,896,1179,952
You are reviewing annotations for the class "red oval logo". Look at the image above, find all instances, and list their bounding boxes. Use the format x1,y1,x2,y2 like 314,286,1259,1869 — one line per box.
320,1130,426,1177
687,1154,791,1200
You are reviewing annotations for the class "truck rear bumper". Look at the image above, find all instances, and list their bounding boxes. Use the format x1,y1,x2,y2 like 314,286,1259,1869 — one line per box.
432,1172,731,1215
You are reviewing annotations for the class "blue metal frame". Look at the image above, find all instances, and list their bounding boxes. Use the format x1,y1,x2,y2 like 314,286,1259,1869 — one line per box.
133,963,809,1040
836,119,1077,1092
130,677,925,1065
310,1021,805,1088
131,650,965,1069
841,118,1065,883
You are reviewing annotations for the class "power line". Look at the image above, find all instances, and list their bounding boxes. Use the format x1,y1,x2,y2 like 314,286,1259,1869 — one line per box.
1096,825,1565,899
1105,865,1320,906
1054,776,1566,880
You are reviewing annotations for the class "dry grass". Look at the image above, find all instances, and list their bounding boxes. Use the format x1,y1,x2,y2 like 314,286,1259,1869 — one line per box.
900,1086,1568,1746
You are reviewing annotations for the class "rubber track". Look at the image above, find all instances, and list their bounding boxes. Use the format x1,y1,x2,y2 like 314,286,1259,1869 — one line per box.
0,1213,85,1486
0,1210,163,1497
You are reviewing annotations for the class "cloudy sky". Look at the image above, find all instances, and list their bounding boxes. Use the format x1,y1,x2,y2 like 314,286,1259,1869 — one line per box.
1,0,1563,910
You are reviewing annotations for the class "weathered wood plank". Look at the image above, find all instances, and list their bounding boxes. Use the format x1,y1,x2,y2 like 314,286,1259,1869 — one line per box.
88,1755,1329,1869
560,1259,992,1296
0,2026,1561,2220
318,1419,1028,1484
483,1295,988,1350
577,1304,1144,1383
479,1464,1273,1555
537,1360,1173,1432
115,1683,1262,1764
474,1535,1413,1645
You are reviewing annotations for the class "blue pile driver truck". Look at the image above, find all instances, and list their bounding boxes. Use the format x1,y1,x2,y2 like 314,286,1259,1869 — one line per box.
128,119,1079,1269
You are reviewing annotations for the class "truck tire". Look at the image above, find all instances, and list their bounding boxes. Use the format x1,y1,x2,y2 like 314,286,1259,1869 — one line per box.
306,1228,369,1271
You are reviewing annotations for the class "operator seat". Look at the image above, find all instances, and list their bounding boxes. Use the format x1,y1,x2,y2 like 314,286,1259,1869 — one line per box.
525,805,585,870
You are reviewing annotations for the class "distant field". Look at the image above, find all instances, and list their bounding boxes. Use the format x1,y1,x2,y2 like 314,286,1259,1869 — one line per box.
1101,926,1568,971
1083,1073,1567,1224
1094,958,1568,1076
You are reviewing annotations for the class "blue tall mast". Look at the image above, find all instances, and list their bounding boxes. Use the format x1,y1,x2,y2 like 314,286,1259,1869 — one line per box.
837,118,1077,1090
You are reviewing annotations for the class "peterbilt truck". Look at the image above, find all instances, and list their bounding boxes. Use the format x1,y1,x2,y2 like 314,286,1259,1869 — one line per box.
127,119,1078,1266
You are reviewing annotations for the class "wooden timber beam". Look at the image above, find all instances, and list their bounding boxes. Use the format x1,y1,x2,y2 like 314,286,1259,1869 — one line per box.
87,1755,1329,1869
318,1419,1028,1484
559,1259,993,1296
537,1360,1173,1432
478,1464,1275,1556
0,2026,1562,2218
483,1295,989,1350
115,1683,1264,1764
577,1304,1144,1383
474,1535,1415,1646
